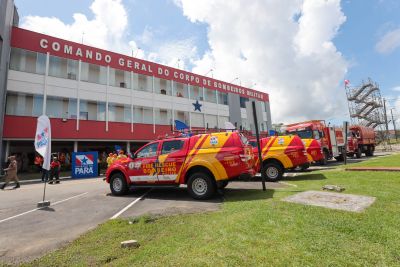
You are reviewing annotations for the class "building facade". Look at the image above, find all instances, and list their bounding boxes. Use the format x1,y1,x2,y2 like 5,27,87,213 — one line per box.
1,10,272,168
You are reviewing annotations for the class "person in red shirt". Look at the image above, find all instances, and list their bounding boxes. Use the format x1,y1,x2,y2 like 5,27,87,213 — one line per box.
49,157,61,184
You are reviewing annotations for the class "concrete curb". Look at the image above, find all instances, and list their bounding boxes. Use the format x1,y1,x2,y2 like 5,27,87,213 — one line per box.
345,167,400,172
1,175,106,185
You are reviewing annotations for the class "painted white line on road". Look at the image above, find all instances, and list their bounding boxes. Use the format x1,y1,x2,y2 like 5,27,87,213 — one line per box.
279,181,298,187
110,190,151,220
50,192,88,206
0,192,88,224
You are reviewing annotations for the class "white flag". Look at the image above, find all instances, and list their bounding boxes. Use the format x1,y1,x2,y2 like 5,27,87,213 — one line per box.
34,115,52,170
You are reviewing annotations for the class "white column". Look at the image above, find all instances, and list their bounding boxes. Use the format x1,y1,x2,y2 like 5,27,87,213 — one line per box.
73,141,78,152
4,141,10,161
126,141,130,155
216,90,220,129
203,87,206,129
188,83,192,130
76,60,81,131
130,71,134,133
106,66,110,132
189,112,192,130
171,80,175,127
152,76,155,134
42,52,50,115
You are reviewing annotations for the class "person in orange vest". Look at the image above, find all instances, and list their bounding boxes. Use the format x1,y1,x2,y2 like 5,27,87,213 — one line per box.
48,157,61,184
34,154,43,172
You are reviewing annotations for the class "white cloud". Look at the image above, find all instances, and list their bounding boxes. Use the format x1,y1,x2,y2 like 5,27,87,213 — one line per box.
175,0,348,123
391,86,400,92
20,0,198,66
376,28,400,54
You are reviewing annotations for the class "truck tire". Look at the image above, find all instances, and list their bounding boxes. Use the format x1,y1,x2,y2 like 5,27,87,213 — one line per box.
217,180,229,189
187,172,216,200
319,150,329,165
366,146,374,157
300,163,310,171
334,155,344,162
356,149,362,158
110,173,128,196
263,162,283,182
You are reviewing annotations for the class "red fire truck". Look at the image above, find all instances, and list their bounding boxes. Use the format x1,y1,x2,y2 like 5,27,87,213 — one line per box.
285,120,346,164
349,125,376,157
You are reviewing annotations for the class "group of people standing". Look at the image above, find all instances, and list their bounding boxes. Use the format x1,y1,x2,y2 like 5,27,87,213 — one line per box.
106,150,128,168
35,155,61,184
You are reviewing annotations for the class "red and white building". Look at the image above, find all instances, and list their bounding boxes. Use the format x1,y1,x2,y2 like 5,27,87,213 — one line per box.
0,2,271,166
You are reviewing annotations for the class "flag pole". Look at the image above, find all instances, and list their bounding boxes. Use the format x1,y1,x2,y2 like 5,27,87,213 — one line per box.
36,115,51,208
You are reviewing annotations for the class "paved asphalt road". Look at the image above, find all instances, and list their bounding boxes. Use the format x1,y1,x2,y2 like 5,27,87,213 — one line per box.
0,151,393,264
0,177,284,264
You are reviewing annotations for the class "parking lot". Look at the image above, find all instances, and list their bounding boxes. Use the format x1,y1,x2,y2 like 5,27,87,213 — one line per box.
0,152,393,263
0,177,286,263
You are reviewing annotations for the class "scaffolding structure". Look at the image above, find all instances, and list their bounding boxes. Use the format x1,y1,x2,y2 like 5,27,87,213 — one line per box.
345,78,390,148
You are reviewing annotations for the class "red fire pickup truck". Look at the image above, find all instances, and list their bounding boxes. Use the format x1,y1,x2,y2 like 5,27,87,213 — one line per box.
106,132,255,199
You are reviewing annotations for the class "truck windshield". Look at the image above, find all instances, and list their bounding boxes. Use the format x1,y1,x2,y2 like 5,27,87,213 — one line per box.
288,130,313,139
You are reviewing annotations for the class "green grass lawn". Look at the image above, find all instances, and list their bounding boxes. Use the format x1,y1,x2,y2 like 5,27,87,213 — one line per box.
349,152,400,168
21,155,400,266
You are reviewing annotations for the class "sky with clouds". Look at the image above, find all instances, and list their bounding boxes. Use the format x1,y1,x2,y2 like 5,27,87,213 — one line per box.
14,0,400,127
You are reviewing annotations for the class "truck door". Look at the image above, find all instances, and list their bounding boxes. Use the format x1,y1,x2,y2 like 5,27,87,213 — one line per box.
158,139,186,183
128,142,160,183
328,127,339,157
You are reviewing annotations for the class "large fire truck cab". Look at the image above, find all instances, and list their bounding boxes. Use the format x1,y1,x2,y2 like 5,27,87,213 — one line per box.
286,120,345,164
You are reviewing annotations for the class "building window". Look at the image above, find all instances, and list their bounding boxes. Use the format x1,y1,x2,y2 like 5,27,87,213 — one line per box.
154,78,171,95
205,114,218,129
109,68,131,88
191,112,204,128
48,55,76,79
154,108,172,125
133,106,143,123
80,62,107,85
240,97,249,108
46,96,78,119
108,103,131,123
133,106,153,124
143,107,153,124
204,88,217,103
174,110,189,126
174,82,188,98
218,116,229,128
5,92,43,117
218,92,228,105
9,48,46,75
137,74,152,92
80,100,106,121
190,86,203,100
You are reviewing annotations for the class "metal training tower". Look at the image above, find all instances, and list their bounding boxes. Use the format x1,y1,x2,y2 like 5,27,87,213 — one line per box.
345,78,389,147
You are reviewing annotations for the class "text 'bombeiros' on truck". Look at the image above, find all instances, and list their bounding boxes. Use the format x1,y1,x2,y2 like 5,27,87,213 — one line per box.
105,132,255,200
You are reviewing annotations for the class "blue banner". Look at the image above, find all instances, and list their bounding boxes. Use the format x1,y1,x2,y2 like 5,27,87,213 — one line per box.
72,151,98,178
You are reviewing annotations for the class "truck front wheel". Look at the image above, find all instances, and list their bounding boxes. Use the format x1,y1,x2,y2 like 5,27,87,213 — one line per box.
263,162,283,182
110,173,128,196
187,173,216,200
356,149,362,158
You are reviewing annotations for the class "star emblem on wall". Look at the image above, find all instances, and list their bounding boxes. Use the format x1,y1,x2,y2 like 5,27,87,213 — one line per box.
193,100,202,112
